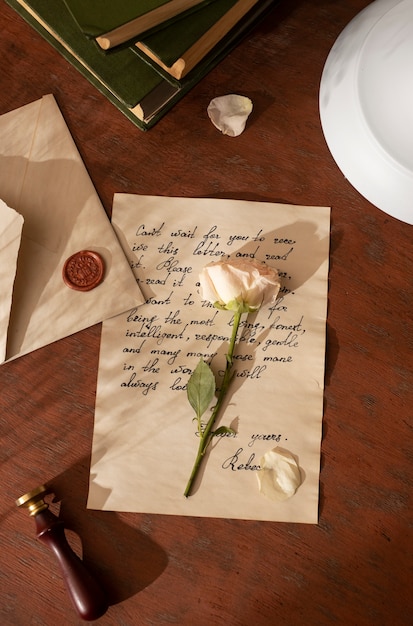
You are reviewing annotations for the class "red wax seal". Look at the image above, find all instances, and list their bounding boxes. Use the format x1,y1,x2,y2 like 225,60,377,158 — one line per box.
63,250,104,292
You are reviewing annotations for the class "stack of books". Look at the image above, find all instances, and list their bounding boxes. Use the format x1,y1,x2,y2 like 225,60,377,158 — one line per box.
6,0,279,130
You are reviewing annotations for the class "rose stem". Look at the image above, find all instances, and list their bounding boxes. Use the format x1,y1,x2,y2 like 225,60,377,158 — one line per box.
184,306,243,497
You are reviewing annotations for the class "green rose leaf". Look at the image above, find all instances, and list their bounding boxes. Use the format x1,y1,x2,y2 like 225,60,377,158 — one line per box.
187,359,216,420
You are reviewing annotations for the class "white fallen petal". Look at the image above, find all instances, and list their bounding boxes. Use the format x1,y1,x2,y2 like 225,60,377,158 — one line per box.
207,94,253,137
256,447,302,502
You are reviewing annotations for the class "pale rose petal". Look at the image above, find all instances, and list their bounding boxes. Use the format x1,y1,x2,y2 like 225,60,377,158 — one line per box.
199,266,221,303
199,258,280,311
256,447,302,501
209,263,244,304
207,95,253,137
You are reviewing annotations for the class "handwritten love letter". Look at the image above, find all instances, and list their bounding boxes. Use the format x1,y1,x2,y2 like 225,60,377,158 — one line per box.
87,195,330,523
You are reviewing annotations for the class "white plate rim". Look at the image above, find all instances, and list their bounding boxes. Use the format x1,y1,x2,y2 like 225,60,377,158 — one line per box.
319,0,413,224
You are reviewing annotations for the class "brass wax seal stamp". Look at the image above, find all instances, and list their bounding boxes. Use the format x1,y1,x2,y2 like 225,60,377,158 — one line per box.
16,485,108,620
63,250,104,291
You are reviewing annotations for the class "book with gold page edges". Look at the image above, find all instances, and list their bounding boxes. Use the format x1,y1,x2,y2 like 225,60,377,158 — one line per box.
135,0,279,84
10,0,165,109
6,0,280,129
62,0,212,48
135,0,240,80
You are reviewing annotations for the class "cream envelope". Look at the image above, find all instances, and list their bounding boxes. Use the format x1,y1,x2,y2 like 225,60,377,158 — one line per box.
0,95,144,363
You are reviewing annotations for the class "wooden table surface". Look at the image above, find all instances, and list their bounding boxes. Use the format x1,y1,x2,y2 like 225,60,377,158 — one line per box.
1,1,412,624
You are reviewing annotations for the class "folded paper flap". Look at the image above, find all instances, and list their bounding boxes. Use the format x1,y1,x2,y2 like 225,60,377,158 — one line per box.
0,200,24,362
0,95,144,363
18,95,94,251
19,158,81,252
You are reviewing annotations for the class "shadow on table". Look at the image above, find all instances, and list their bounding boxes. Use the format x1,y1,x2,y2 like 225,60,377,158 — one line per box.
48,458,168,607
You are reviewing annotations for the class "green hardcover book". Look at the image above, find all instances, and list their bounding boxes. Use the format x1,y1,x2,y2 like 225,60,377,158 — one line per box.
62,0,212,49
136,0,262,81
10,0,166,109
137,0,280,124
6,0,280,130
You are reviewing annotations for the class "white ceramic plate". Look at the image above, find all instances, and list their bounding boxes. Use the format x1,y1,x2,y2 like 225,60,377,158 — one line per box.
319,0,413,224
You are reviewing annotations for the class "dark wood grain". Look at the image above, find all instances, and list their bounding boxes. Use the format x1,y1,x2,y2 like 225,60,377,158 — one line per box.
1,1,412,624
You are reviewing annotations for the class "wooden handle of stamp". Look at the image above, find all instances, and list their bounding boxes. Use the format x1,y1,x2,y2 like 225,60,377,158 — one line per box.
16,486,108,621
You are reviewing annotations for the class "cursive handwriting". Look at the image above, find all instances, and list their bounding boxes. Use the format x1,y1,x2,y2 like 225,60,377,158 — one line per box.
120,372,158,395
248,433,282,447
222,448,261,471
120,217,306,445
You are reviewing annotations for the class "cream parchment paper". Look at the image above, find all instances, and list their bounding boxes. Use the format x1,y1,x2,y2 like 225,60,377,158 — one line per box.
0,95,144,363
87,194,330,523
0,199,24,362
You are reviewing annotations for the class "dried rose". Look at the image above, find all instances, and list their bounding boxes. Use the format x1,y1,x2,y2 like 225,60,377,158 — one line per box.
184,258,281,497
199,258,280,313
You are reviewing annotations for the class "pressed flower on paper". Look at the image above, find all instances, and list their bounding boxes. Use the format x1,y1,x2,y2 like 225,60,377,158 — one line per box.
184,258,281,497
